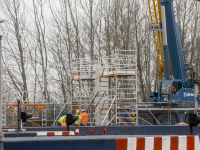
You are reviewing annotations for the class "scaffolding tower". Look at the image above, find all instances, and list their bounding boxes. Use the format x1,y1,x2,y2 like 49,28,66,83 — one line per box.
98,50,137,125
71,50,137,126
70,58,97,120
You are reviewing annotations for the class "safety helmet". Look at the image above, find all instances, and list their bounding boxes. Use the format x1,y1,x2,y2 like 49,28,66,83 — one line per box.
76,110,80,115
82,109,85,112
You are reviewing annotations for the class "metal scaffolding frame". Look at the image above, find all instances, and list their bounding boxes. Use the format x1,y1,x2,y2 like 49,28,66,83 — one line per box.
98,50,137,125
70,50,137,126
70,58,97,124
2,50,137,127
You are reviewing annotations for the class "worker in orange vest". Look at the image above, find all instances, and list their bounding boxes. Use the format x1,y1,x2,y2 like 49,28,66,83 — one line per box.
80,109,90,126
172,86,176,93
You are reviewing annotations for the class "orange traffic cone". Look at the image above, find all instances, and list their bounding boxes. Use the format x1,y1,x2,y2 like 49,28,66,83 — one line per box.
104,128,107,135
75,124,79,135
90,129,93,135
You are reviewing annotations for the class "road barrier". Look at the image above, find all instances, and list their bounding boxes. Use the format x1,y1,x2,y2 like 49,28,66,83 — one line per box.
115,135,200,150
36,131,74,136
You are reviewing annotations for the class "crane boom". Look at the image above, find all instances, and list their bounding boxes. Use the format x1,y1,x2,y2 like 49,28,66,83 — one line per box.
148,0,164,78
148,0,172,79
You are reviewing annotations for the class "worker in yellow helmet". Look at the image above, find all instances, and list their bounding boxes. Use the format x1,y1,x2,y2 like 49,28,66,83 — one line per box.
74,110,81,125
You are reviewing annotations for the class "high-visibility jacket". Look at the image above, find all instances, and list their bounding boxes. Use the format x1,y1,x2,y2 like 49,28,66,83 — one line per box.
75,114,81,125
62,122,67,127
167,86,169,92
172,86,176,93
80,112,90,126
58,115,66,124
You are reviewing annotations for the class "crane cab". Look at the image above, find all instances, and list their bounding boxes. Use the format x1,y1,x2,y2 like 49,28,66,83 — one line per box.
149,80,196,104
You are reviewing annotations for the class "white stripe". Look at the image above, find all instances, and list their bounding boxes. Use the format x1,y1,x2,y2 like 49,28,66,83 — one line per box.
127,138,136,150
55,131,62,135
8,129,15,132
145,137,154,150
37,132,47,136
21,129,26,131
75,129,79,132
162,136,170,150
70,131,75,135
178,136,186,150
194,135,200,150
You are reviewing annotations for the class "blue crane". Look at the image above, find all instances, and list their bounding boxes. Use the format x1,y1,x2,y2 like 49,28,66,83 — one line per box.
149,0,197,104
138,0,199,125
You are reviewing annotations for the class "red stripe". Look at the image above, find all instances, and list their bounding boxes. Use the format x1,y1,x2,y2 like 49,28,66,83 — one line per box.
14,129,22,131
47,132,55,136
116,138,127,150
154,137,162,150
2,130,8,132
62,131,69,136
170,136,178,150
136,137,145,150
187,136,194,150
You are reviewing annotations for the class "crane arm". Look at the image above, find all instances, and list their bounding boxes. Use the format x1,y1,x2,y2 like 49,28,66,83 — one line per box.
148,0,172,78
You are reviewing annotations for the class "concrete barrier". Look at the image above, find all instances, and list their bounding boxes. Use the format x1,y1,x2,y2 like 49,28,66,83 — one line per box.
3,135,200,150
116,135,200,150
3,125,200,135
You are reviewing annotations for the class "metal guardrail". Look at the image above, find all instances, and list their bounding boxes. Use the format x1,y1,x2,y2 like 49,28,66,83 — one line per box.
3,101,195,127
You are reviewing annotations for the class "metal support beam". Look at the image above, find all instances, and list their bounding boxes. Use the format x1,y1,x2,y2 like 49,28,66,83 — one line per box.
194,84,198,114
161,5,170,80
0,35,4,150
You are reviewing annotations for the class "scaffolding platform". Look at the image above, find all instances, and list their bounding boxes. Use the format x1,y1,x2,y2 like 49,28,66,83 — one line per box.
100,70,136,78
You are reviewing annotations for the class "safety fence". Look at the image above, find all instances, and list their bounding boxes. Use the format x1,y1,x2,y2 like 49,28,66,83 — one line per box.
3,101,195,127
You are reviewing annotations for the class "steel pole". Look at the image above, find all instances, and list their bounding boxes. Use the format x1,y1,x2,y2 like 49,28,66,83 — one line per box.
0,35,4,150
194,84,198,114
0,36,2,131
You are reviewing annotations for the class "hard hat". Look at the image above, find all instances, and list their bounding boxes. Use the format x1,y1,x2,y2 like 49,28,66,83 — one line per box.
131,112,135,117
76,110,80,114
82,109,85,112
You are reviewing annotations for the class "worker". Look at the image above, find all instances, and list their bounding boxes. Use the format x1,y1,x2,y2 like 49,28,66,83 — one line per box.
172,86,176,93
80,109,90,126
166,85,170,93
58,115,66,126
74,110,81,125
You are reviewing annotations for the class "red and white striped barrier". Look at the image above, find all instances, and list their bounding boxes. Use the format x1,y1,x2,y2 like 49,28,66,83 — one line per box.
2,129,26,132
115,135,200,150
36,131,74,136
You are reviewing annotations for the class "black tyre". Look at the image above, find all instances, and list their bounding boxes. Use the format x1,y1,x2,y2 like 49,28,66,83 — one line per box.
156,113,178,125
138,113,154,125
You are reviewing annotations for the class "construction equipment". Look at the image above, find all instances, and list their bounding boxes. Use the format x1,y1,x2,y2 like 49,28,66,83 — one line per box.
138,0,200,125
